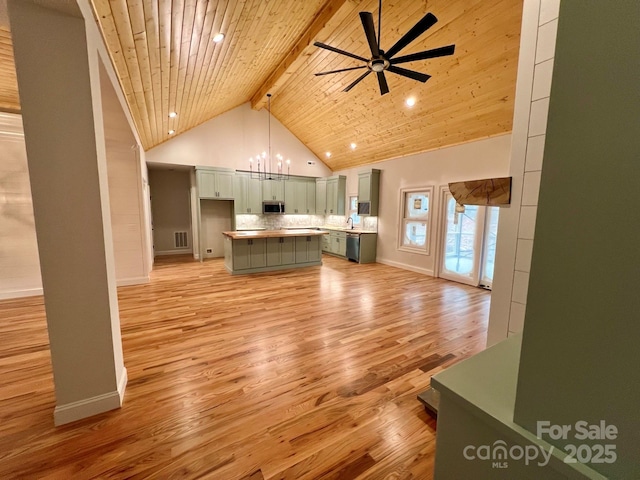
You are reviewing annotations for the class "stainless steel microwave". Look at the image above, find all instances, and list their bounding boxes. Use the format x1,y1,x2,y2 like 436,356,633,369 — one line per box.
263,201,285,214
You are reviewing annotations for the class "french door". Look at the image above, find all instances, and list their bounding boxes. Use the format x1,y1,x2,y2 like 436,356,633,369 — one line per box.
438,188,499,288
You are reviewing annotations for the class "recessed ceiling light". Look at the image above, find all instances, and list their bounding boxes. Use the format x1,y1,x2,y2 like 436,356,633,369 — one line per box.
325,152,332,158
168,111,177,118
406,97,416,107
350,143,357,150
168,130,175,135
213,33,224,43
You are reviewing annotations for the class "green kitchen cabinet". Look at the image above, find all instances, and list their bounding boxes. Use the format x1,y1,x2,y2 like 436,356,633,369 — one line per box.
285,178,316,214
306,181,316,214
266,237,295,266
196,167,234,199
262,179,285,202
321,233,330,252
326,176,346,215
316,178,327,215
295,236,321,263
234,173,263,214
329,231,347,256
357,169,380,216
232,238,266,270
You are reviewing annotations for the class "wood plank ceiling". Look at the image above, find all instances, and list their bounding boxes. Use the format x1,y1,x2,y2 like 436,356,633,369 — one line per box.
1,0,523,171
0,27,19,114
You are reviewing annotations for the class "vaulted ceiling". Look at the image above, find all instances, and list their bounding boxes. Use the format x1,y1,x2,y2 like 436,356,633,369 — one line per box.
0,0,523,171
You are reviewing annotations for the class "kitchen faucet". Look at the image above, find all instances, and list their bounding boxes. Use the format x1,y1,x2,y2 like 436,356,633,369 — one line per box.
346,217,354,229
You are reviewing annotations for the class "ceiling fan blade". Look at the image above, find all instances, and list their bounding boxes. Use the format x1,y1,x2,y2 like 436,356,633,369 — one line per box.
344,71,371,92
315,65,367,76
360,12,380,57
386,12,438,59
390,44,456,65
377,71,389,95
387,65,431,83
314,41,368,62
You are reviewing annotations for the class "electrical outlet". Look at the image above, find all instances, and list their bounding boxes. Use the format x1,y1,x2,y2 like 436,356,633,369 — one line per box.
206,248,212,253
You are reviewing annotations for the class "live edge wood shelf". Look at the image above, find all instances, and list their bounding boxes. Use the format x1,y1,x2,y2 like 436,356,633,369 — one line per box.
223,229,324,274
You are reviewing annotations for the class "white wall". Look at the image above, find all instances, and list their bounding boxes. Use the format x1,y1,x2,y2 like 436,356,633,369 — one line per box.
149,169,193,255
101,63,150,285
336,134,512,275
0,113,40,299
146,102,332,178
487,0,560,346
0,96,149,299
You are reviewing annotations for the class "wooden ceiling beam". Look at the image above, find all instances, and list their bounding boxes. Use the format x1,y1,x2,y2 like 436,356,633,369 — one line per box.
250,0,355,110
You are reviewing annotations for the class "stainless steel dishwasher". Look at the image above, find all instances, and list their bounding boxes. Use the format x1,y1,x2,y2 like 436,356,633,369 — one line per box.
346,233,360,262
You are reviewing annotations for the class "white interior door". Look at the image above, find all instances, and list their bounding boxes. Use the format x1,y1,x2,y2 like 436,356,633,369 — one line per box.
439,190,485,286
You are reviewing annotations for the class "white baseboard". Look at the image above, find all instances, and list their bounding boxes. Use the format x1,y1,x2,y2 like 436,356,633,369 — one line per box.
117,276,150,287
376,257,435,277
0,277,150,301
54,367,127,426
0,287,43,300
154,249,193,256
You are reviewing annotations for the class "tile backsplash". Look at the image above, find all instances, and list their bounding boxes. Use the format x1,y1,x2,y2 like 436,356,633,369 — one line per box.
236,214,378,231
236,214,325,230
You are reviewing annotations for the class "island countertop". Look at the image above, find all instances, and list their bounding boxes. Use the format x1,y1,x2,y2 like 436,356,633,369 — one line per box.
222,229,326,240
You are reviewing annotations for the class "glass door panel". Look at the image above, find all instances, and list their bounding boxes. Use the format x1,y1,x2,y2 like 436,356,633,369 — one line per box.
439,191,484,286
480,207,500,287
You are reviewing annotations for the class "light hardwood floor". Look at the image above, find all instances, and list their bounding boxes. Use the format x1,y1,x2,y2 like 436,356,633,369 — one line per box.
0,255,490,479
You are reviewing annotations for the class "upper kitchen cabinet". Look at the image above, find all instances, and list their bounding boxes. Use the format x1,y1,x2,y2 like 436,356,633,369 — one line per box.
357,169,380,216
196,167,234,199
234,173,263,214
316,178,327,215
262,179,285,202
285,178,316,214
306,180,316,215
326,175,346,215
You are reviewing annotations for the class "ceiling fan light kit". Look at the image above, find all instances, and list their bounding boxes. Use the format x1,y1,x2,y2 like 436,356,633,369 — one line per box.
314,0,456,96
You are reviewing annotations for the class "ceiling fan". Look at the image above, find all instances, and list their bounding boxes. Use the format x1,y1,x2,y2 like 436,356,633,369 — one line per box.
313,0,456,96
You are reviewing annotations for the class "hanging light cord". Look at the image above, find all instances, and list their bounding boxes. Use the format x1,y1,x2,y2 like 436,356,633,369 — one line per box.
267,93,272,178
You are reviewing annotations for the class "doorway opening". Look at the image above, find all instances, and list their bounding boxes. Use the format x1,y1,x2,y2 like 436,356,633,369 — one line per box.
437,187,499,288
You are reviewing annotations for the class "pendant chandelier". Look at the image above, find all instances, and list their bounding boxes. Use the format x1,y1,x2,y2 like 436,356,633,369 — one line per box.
249,93,290,181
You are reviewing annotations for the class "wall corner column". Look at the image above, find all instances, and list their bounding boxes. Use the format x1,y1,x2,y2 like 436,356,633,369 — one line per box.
8,0,126,425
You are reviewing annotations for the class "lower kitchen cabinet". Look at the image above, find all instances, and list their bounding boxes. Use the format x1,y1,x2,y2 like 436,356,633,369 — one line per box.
295,236,321,263
266,237,295,266
224,231,323,274
231,238,266,270
328,231,347,257
321,233,330,252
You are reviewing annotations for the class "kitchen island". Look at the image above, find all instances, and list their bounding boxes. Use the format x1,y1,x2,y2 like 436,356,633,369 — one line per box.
223,229,325,274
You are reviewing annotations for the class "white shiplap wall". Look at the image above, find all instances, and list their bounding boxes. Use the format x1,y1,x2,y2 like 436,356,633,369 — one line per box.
0,114,41,299
106,144,148,284
0,113,149,299
487,0,560,344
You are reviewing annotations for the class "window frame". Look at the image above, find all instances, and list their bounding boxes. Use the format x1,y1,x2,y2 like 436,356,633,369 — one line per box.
397,186,434,255
348,195,361,226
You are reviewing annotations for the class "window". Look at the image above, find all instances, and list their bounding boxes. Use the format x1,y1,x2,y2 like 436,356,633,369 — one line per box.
348,196,361,226
398,187,433,254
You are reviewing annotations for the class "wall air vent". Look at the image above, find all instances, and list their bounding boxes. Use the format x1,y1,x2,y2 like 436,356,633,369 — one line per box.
174,231,189,249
